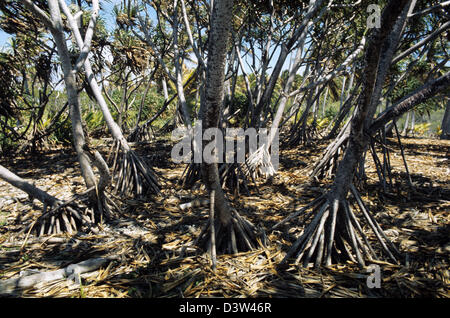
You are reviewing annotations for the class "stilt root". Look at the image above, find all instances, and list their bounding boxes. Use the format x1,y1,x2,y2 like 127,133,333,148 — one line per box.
110,141,160,198
196,208,263,255
27,191,119,236
278,185,401,268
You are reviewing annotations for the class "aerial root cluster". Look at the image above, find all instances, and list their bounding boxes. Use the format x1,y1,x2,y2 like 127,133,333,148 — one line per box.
182,162,251,196
286,124,318,147
27,191,119,236
127,123,153,143
181,163,202,189
278,184,401,268
243,146,275,181
181,143,277,195
27,203,86,236
196,208,262,255
109,141,159,197
311,133,348,180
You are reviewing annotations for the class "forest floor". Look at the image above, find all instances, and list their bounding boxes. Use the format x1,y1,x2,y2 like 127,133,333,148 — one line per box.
0,135,449,298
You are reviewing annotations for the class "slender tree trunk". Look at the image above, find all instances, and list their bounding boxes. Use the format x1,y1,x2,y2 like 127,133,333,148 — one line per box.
134,75,153,133
47,0,96,192
441,98,450,139
201,0,234,226
322,86,328,117
117,70,130,130
345,67,355,101
162,77,169,101
173,0,192,128
402,111,410,135
267,38,306,148
312,85,320,126
0,165,58,207
339,76,347,111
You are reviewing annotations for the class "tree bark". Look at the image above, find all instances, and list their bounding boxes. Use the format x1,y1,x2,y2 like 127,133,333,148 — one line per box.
250,0,325,128
331,0,411,199
0,165,58,207
322,86,328,117
201,0,234,226
339,76,347,111
172,0,192,128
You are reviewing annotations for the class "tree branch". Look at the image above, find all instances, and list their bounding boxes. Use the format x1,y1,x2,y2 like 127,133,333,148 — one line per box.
20,0,55,32
368,71,450,134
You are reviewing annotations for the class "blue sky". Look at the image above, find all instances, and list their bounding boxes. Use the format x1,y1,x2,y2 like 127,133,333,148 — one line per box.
0,29,10,50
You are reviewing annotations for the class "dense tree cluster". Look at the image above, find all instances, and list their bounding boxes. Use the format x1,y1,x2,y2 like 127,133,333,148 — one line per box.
0,0,448,269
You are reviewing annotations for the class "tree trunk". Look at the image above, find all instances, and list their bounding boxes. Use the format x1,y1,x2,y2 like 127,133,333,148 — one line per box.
200,0,234,226
322,86,328,117
251,0,325,128
173,0,192,128
282,0,410,268
195,0,261,256
332,0,412,197
0,165,58,207
402,111,410,135
162,77,169,101
339,76,347,111
47,0,96,192
345,67,355,101
117,70,130,130
441,98,450,139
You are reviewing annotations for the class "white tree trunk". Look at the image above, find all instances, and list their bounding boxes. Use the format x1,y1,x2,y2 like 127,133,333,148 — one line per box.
201,0,234,226
339,76,347,111
47,0,97,191
441,98,450,139
0,165,58,206
402,111,410,135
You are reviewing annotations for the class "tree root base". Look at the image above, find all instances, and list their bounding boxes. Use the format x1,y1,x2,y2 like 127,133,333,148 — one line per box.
181,162,251,196
286,125,318,147
110,142,160,198
196,209,263,255
278,185,401,268
27,192,119,236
